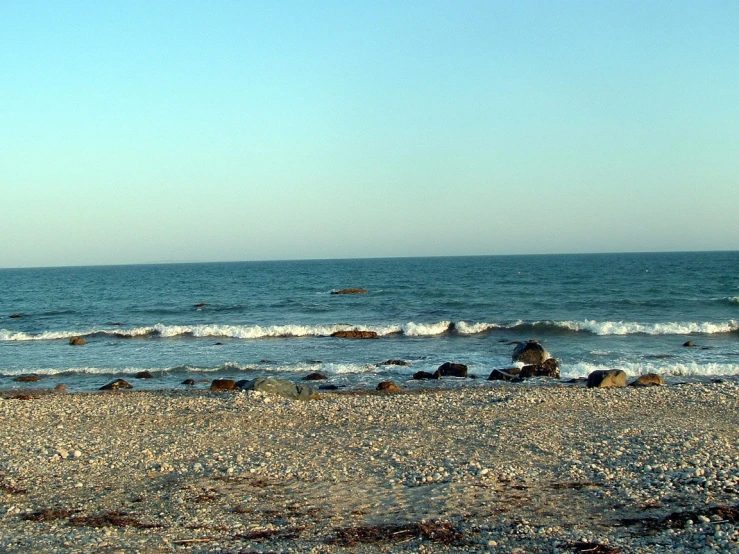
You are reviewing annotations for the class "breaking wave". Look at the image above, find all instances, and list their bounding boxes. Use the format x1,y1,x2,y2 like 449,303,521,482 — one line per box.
2,318,737,342
562,361,739,379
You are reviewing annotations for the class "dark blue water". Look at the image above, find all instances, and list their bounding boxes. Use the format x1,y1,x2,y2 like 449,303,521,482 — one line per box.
1,252,738,392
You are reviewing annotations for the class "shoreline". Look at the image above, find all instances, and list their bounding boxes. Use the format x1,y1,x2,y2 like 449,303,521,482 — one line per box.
1,384,738,552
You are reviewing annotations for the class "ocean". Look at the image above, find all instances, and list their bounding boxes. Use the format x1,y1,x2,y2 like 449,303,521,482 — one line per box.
1,252,738,392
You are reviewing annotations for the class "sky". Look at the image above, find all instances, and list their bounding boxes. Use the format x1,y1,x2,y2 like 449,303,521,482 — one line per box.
2,1,738,268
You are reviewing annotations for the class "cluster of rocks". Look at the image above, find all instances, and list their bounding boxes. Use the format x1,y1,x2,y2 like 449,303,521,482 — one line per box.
485,339,666,389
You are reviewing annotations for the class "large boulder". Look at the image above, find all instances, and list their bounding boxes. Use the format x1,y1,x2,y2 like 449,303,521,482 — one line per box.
331,330,378,339
434,362,468,378
587,369,627,388
240,377,318,401
511,340,550,365
376,381,402,392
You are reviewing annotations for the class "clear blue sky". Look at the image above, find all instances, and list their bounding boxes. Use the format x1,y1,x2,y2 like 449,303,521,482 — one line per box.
2,1,738,268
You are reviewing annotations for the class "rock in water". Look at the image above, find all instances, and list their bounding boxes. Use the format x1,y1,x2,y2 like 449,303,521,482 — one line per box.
135,371,154,379
210,379,238,391
240,377,318,400
69,336,86,346
331,288,368,295
303,372,328,381
434,362,468,378
331,330,378,339
488,369,518,382
412,371,439,380
13,374,40,383
630,373,665,387
377,359,412,367
587,369,627,388
683,340,696,347
511,340,550,365
100,379,132,391
182,379,195,386
376,381,402,392
519,358,560,379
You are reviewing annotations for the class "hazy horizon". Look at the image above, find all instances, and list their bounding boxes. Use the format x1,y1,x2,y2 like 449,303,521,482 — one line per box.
3,1,738,268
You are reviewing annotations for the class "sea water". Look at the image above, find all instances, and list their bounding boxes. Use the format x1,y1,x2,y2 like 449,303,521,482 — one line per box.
1,252,738,392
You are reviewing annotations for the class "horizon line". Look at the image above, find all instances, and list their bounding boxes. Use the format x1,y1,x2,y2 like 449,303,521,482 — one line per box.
1,248,737,271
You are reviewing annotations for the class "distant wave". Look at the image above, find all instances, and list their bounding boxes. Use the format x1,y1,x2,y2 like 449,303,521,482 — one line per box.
551,319,739,336
2,318,736,341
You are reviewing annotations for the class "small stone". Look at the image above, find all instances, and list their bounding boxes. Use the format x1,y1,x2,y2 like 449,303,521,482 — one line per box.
630,373,665,387
210,379,238,391
73,450,82,458
587,369,627,388
100,379,133,391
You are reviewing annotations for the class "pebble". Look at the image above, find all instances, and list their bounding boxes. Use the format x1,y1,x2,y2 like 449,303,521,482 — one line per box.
0,383,737,553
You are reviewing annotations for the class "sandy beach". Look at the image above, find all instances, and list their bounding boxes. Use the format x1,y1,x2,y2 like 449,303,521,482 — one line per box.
1,383,738,553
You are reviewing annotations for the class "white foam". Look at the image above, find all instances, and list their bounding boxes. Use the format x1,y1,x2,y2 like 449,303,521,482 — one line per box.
555,319,739,336
562,361,739,379
456,321,501,334
729,297,739,305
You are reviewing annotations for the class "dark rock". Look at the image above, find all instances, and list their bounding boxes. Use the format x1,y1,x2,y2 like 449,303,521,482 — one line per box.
100,379,132,391
519,358,560,379
182,379,195,386
331,288,368,295
303,372,328,381
331,330,378,339
412,371,438,380
683,341,696,347
9,313,22,319
239,377,319,400
488,369,518,382
630,374,665,387
377,381,402,392
511,340,550,365
194,302,207,308
13,374,40,383
377,359,412,367
434,362,468,378
214,342,223,346
210,379,238,391
319,384,341,390
587,369,627,389
69,336,86,346
135,371,154,379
